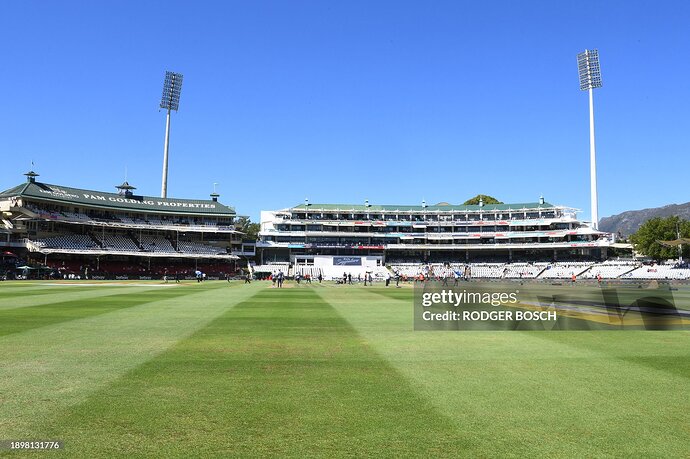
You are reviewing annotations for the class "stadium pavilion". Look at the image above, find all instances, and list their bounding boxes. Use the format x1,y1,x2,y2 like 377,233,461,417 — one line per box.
0,171,254,279
257,197,614,267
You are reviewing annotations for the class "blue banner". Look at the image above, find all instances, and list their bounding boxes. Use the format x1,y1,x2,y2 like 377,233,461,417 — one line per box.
333,256,362,266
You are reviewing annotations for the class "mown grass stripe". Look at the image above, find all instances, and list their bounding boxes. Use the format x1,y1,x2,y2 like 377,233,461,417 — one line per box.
0,284,179,311
0,281,98,295
0,282,265,438
316,286,690,458
529,329,690,379
31,288,469,458
0,286,82,298
0,288,203,337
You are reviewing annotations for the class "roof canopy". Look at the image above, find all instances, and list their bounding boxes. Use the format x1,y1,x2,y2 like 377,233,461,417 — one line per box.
290,202,559,212
0,181,235,216
657,238,690,247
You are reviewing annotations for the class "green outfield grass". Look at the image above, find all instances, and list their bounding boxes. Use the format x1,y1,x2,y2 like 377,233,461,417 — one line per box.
0,280,688,457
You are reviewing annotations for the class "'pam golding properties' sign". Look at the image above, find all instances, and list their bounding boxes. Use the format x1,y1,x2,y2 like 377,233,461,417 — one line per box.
37,188,217,209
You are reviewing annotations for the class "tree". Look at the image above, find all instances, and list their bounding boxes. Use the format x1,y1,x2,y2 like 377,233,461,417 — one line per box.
462,195,503,205
630,216,690,260
235,216,261,241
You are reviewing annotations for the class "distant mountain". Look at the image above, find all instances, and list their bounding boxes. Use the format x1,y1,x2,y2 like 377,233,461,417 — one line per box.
599,202,690,237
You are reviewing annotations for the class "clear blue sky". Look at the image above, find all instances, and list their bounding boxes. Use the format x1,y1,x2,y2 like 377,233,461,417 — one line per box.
1,1,688,222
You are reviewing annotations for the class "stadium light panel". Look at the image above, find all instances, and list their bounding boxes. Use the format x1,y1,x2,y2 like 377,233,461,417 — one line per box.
577,50,602,91
160,71,184,111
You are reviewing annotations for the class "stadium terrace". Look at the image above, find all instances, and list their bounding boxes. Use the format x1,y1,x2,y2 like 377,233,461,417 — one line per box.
257,198,614,267
0,171,255,280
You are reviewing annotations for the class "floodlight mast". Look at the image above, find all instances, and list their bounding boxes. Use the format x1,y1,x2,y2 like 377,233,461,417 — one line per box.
160,71,184,198
577,50,602,230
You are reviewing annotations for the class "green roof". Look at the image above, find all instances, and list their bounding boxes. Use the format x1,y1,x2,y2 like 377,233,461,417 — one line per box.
290,202,557,212
0,181,235,216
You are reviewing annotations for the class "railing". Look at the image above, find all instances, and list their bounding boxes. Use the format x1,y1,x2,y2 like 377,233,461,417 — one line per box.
24,208,238,233
24,238,239,258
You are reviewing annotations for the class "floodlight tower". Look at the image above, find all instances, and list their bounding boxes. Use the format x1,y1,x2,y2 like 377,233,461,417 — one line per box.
160,71,184,198
577,50,602,230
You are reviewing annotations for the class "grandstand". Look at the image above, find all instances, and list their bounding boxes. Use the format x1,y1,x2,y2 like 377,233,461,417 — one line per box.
250,259,690,282
386,260,690,281
293,265,323,279
580,259,640,279
251,198,689,282
539,261,594,279
257,198,614,267
319,264,390,281
100,234,140,252
138,234,177,253
622,263,690,280
501,262,547,278
0,171,253,279
252,262,291,275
